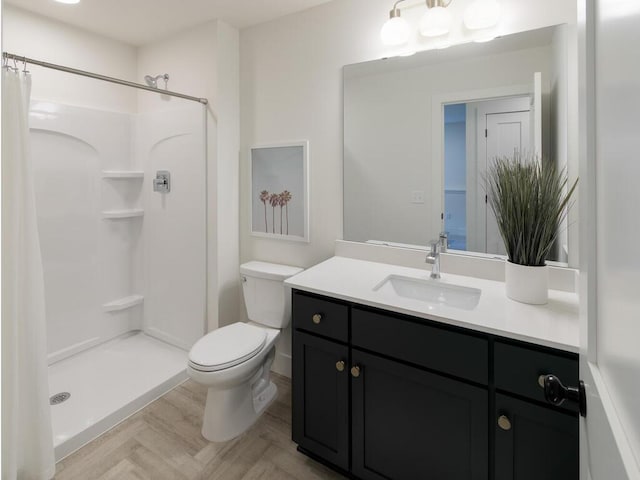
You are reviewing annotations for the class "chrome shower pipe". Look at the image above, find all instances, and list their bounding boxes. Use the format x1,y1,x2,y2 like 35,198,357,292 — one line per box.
3,52,208,105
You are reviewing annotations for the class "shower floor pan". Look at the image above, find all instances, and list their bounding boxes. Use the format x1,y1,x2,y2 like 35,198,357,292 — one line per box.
48,331,188,461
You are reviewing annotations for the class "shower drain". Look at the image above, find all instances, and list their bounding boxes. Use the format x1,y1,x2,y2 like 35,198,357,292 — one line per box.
50,392,71,405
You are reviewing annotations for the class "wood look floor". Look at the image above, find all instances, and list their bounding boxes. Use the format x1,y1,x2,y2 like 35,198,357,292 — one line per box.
55,374,346,480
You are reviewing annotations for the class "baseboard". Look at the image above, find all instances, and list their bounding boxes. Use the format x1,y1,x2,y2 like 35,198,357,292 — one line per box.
271,351,291,378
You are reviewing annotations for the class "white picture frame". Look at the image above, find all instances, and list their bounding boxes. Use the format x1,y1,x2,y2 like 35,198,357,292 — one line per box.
249,141,309,242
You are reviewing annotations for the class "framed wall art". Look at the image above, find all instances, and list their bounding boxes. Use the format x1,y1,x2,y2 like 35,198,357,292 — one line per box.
249,141,309,242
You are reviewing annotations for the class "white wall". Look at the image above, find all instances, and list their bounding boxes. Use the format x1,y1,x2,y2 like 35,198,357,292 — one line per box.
137,20,240,333
240,0,577,374
215,22,241,329
592,0,640,467
3,5,137,112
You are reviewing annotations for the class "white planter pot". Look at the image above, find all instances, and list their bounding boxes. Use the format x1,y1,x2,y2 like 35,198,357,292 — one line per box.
505,261,548,305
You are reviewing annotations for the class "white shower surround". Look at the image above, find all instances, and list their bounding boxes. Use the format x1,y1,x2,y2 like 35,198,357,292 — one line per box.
30,100,206,363
29,98,206,459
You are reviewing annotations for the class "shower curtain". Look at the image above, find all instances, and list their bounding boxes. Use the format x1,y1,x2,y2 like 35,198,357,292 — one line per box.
2,67,56,479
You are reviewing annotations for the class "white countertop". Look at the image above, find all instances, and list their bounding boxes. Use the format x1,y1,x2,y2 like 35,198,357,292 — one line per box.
285,256,579,353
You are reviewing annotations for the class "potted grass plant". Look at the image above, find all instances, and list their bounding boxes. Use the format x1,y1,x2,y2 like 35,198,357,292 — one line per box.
486,153,577,304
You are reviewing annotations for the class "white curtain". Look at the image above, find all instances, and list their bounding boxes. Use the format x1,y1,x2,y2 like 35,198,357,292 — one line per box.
2,68,56,480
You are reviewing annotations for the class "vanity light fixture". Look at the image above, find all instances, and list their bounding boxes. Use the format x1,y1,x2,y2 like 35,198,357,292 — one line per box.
380,0,502,47
53,0,81,4
380,0,412,46
419,0,453,38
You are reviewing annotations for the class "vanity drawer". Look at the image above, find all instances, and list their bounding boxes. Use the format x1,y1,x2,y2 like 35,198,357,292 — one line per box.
494,341,579,412
352,308,488,384
292,291,349,343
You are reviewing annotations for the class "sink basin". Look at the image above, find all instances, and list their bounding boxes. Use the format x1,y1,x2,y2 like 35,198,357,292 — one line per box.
373,275,481,310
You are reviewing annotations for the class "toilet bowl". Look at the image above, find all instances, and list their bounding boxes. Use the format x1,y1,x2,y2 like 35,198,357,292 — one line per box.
187,261,303,442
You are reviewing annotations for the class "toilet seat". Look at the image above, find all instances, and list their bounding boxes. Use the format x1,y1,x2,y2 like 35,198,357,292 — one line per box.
188,323,267,372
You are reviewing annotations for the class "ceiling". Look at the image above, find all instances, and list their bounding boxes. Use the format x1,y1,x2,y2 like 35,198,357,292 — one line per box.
5,0,335,46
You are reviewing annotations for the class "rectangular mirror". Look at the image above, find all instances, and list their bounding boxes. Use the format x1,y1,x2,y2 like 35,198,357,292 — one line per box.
343,25,576,266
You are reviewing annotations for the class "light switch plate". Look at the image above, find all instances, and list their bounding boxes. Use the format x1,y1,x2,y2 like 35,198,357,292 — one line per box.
411,190,425,204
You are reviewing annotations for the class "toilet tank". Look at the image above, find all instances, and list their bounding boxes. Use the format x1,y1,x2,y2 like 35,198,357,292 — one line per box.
240,261,304,329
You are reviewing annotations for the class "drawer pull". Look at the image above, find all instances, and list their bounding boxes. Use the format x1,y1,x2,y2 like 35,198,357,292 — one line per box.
351,365,361,378
336,360,345,372
497,415,512,431
538,375,547,388
312,313,322,324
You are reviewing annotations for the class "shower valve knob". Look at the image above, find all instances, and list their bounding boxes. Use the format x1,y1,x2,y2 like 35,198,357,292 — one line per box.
153,170,170,193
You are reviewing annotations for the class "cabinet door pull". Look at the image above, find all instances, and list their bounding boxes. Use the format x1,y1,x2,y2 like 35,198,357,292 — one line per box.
312,313,322,324
336,360,345,372
351,365,361,378
497,415,512,431
538,374,547,388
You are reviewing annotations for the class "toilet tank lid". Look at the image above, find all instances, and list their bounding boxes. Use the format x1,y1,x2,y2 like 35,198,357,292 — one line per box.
240,261,303,281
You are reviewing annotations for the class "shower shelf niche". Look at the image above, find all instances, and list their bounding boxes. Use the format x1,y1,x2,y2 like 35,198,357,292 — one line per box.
102,209,144,219
102,294,144,312
102,170,144,179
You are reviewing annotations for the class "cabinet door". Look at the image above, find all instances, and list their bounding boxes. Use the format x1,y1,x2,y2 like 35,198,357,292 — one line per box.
351,349,488,480
292,330,349,470
495,393,578,480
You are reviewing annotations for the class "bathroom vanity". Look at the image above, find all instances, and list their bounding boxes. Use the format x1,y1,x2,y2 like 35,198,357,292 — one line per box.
287,256,580,480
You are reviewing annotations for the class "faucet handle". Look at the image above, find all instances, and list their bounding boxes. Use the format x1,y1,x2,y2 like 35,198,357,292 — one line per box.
439,231,448,252
429,239,440,255
426,239,442,279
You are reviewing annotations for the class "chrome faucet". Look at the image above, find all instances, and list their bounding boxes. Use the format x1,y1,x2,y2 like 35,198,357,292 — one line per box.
425,240,441,279
426,233,448,279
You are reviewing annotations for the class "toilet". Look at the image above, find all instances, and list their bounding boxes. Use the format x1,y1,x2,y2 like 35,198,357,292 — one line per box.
187,261,303,442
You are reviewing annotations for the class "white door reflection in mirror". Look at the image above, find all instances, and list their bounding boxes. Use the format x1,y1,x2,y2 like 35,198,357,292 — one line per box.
485,110,531,255
444,95,533,257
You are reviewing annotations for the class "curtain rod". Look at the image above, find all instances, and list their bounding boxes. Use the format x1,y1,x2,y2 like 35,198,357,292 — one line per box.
3,52,208,105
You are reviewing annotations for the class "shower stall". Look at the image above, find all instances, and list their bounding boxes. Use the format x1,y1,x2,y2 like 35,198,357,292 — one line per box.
9,54,208,460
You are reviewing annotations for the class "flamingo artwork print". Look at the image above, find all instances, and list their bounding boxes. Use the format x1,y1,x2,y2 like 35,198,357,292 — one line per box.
250,142,309,242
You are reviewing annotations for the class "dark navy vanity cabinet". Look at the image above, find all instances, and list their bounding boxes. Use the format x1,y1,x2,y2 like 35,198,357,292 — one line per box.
291,289,579,480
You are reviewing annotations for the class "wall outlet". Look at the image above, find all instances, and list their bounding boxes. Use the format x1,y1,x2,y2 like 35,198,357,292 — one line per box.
411,190,425,204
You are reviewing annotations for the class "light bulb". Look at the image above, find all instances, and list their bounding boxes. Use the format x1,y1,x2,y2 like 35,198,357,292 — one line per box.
54,0,81,4
381,16,411,46
419,6,452,37
464,0,501,30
